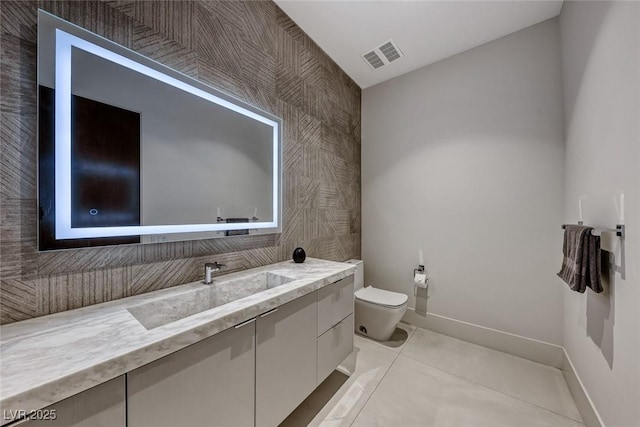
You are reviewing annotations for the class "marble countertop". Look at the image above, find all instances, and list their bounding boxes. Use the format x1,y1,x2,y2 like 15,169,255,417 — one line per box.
0,258,355,419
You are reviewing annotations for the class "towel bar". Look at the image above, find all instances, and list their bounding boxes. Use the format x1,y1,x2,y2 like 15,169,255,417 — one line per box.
561,224,625,239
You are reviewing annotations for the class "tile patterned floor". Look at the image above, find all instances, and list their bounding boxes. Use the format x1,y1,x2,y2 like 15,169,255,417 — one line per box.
281,323,584,427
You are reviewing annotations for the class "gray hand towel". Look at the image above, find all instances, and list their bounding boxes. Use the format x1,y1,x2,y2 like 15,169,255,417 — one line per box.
558,225,602,293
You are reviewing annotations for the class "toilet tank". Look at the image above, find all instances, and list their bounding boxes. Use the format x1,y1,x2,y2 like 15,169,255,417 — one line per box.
346,259,364,290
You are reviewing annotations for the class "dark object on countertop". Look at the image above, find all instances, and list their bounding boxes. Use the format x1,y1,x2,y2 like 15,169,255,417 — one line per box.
558,225,602,293
293,247,306,263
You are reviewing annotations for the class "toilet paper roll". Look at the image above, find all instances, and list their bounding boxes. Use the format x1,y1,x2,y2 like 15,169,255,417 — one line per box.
414,273,428,288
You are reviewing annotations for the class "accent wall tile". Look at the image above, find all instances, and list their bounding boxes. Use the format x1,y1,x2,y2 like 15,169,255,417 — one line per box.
40,0,134,48
0,112,37,199
240,38,276,94
1,242,38,281
196,58,247,101
0,278,36,323
293,175,320,210
0,34,37,115
303,208,320,241
303,146,321,178
275,25,302,76
318,183,341,209
240,247,277,269
283,172,297,212
299,113,321,148
320,209,351,237
314,236,341,261
0,1,38,41
198,0,245,30
329,103,353,139
241,0,277,57
241,81,278,117
39,267,132,311
0,198,37,243
44,272,81,313
195,3,244,77
276,69,304,110
280,207,304,244
196,233,277,257
301,80,322,121
131,258,195,295
300,32,330,71
275,5,305,43
0,0,360,324
280,100,299,144
110,0,190,49
37,245,140,276
300,49,323,89
283,142,305,178
132,23,199,78
139,240,196,264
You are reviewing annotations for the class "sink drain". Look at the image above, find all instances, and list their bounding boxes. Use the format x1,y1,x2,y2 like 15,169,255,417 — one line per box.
359,325,367,334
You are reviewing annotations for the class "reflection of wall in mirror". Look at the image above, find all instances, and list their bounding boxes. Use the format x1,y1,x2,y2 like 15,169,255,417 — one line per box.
69,48,274,232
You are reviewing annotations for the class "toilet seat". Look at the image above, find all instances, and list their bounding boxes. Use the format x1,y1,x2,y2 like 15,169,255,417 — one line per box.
355,286,408,308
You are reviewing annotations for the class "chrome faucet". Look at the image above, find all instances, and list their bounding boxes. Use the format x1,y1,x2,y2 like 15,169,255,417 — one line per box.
203,262,226,284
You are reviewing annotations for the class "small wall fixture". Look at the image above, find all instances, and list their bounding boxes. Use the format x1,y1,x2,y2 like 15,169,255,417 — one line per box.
561,223,625,239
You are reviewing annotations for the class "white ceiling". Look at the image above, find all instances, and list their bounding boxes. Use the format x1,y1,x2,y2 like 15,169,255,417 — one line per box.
275,0,564,88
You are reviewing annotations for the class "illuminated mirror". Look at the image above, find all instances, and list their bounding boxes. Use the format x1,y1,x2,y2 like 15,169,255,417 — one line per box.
37,10,282,251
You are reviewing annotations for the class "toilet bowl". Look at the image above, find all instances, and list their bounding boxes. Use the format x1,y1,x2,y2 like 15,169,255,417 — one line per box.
347,259,408,342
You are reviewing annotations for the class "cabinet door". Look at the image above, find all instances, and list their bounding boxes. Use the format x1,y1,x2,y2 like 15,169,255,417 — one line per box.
127,320,256,427
317,275,354,336
317,313,354,384
256,292,318,427
12,376,125,427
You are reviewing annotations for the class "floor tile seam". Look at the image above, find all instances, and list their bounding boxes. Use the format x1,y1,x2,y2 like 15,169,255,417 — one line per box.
347,341,405,426
404,325,418,343
395,325,419,356
396,353,584,424
354,338,402,358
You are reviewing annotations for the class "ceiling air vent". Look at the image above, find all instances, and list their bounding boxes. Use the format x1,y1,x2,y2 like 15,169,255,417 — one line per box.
361,39,403,70
363,50,385,69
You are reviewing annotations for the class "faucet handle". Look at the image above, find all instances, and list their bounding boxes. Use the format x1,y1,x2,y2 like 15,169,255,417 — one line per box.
205,262,226,269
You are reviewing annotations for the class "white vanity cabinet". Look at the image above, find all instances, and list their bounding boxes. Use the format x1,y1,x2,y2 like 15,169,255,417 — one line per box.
0,260,358,427
11,376,125,427
316,275,354,384
255,291,318,427
126,279,352,427
127,319,256,427
8,275,355,427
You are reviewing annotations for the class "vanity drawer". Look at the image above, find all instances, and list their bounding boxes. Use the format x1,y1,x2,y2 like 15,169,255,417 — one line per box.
317,275,354,336
317,313,354,385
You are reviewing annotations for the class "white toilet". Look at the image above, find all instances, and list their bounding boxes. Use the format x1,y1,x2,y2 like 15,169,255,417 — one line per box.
347,259,408,342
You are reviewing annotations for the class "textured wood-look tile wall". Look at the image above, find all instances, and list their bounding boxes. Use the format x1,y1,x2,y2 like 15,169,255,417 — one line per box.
0,0,361,324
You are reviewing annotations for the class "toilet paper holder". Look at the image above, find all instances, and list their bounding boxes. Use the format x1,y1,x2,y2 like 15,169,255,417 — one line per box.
413,265,428,297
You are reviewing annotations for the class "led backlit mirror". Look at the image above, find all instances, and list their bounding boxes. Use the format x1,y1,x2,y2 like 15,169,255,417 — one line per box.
38,10,282,250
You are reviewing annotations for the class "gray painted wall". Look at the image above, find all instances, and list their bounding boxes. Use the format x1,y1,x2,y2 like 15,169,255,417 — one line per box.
560,2,640,425
362,19,565,345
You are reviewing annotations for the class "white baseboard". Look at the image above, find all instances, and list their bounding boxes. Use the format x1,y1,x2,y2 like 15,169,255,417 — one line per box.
402,309,604,425
562,349,605,427
402,308,564,368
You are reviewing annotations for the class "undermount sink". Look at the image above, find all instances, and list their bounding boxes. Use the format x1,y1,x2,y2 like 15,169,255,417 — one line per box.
128,271,295,330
